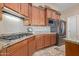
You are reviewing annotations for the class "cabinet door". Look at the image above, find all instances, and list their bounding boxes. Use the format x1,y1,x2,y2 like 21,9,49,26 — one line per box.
0,3,3,9
7,39,28,56
50,34,56,45
35,35,45,50
4,3,20,13
28,4,32,19
45,8,52,25
9,46,28,56
28,37,36,56
21,3,29,17
31,6,40,25
0,3,3,20
52,11,57,19
39,8,45,25
44,34,50,47
46,9,52,18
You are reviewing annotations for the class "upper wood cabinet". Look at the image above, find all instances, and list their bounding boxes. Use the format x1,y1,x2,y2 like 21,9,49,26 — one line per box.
31,6,45,26
0,3,3,9
0,3,3,20
52,11,61,20
31,6,40,25
20,3,29,17
4,3,20,13
46,8,52,19
39,8,45,25
22,4,32,26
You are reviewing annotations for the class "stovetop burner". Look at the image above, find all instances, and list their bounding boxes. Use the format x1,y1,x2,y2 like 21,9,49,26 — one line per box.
0,33,33,40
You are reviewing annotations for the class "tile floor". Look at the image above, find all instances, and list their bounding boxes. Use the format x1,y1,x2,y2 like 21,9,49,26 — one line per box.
32,45,65,56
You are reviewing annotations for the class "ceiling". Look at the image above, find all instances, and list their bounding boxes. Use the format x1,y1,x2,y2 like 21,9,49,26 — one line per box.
33,3,79,12
51,3,79,12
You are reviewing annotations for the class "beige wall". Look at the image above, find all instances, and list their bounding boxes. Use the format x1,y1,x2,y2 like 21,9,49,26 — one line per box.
61,4,79,21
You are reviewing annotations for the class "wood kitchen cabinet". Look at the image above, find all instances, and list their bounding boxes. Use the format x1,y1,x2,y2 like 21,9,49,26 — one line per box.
45,8,52,25
0,3,3,9
0,48,7,56
4,3,20,13
35,35,45,50
31,6,40,25
0,3,3,20
28,36,36,56
44,34,51,47
31,6,46,26
6,39,28,56
22,4,32,26
21,3,29,17
52,11,61,20
50,34,56,45
46,8,52,19
52,11,57,20
0,34,56,56
45,8,61,25
39,8,45,25
65,41,79,56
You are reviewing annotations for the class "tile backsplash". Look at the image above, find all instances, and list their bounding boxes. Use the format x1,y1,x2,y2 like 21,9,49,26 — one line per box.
25,26,50,34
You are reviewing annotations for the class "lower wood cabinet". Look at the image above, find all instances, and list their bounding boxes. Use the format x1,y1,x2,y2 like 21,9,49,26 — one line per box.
7,39,28,56
0,34,56,56
8,46,28,56
0,48,6,56
50,34,56,45
44,34,50,47
28,36,36,56
35,35,45,50
65,41,79,56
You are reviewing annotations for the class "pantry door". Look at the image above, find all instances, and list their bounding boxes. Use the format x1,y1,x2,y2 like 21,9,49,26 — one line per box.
67,15,77,40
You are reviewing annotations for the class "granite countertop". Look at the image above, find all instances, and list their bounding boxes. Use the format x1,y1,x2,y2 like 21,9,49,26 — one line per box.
64,38,79,45
0,32,56,51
